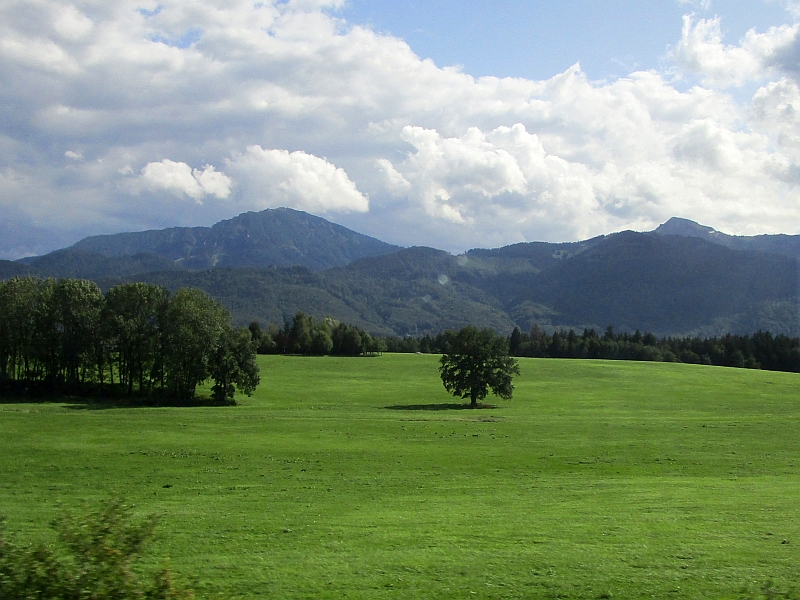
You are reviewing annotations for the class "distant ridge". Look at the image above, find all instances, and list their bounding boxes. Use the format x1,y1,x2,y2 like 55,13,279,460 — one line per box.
92,230,797,338
0,260,34,280
655,217,800,259
70,207,401,271
4,214,800,338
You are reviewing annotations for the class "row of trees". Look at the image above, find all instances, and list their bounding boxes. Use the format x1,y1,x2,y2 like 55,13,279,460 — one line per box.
508,325,800,372
376,325,800,374
0,277,259,402
248,312,387,356
249,309,800,374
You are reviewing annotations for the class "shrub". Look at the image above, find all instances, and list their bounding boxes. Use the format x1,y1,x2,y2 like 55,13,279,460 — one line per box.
0,499,192,599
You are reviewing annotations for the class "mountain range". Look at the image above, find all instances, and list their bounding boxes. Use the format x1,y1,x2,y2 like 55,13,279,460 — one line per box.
2,209,799,338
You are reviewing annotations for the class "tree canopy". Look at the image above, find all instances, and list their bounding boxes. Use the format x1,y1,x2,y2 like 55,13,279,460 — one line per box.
0,276,259,403
249,312,386,357
438,326,520,408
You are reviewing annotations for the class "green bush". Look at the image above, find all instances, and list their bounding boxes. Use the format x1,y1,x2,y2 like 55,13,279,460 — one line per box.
0,499,192,599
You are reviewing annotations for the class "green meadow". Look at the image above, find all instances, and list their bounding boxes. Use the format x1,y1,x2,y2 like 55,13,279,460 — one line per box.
2,355,800,599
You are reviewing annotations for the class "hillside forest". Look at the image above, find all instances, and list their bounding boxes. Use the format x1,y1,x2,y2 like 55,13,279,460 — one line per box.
4,209,800,340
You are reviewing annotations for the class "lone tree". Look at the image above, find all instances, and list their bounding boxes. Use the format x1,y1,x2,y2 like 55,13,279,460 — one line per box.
439,326,520,408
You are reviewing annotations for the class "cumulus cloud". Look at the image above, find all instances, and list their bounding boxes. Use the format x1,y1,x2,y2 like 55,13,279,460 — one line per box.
1,0,800,256
135,160,231,203
226,146,368,213
674,15,800,87
782,1,800,19
383,124,577,224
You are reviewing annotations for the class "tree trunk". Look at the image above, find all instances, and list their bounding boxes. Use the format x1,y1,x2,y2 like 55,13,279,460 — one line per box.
470,388,477,409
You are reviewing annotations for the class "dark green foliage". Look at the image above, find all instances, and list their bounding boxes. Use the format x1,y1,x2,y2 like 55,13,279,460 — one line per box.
331,322,365,356
210,327,261,403
248,321,275,354
438,326,520,408
507,324,800,373
0,277,45,382
509,326,522,355
0,499,192,599
251,312,384,357
105,283,170,394
0,277,106,389
0,277,259,403
310,329,334,355
52,279,104,389
163,288,230,402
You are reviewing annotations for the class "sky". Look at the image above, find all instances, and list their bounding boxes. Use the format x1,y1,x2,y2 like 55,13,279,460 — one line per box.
2,1,800,258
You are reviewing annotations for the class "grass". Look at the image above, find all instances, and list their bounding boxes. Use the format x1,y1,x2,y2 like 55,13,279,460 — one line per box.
2,355,800,598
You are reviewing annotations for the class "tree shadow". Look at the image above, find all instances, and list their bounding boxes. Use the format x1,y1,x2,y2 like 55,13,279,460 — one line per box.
65,396,236,410
0,390,235,410
384,403,499,411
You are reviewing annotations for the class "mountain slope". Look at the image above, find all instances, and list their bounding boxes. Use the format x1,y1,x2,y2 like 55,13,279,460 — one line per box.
24,250,181,279
498,231,798,335
5,214,799,337
71,207,401,271
655,217,800,260
92,232,799,337
97,248,515,336
0,260,34,279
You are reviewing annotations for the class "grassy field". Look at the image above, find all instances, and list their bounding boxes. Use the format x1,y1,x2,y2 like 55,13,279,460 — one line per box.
2,355,800,599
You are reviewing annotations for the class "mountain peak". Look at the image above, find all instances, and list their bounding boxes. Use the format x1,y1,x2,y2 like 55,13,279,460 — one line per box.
654,217,723,240
68,207,401,271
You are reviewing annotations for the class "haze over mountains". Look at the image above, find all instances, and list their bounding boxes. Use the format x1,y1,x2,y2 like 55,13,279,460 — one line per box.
2,209,798,338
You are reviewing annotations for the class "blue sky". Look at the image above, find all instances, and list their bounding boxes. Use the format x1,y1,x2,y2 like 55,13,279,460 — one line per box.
340,0,791,80
1,0,800,257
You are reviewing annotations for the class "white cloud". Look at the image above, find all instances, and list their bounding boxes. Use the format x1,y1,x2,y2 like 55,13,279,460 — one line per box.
782,1,800,19
751,78,800,153
225,146,369,213
136,159,231,203
53,5,93,41
1,1,800,256
678,0,712,11
674,15,800,87
375,158,411,196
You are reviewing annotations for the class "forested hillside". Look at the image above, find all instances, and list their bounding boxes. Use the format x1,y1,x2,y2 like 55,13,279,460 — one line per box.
69,207,400,270
6,211,800,338
85,233,798,338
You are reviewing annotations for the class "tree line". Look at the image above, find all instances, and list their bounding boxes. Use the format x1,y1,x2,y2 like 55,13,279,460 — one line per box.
508,325,800,372
249,312,800,374
248,312,387,356
375,325,800,373
0,277,259,402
